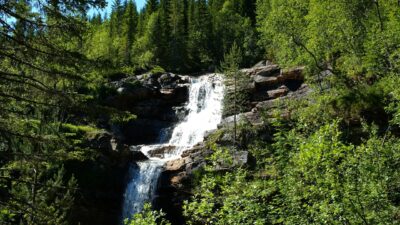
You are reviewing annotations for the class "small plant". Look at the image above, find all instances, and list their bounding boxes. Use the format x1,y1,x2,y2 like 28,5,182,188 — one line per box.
150,66,166,75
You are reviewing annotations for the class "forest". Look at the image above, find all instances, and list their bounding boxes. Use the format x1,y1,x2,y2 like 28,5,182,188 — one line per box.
1,0,400,224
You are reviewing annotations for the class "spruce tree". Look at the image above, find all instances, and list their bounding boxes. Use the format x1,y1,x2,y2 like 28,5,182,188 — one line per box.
168,0,187,71
187,0,212,69
122,0,139,65
146,0,159,15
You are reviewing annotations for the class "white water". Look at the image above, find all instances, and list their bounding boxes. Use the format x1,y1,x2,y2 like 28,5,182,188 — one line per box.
121,74,224,221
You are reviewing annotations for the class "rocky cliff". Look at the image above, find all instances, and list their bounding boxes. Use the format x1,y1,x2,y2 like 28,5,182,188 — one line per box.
70,62,310,225
154,61,311,224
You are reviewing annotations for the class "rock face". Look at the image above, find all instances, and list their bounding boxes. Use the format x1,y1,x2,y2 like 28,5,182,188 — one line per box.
68,131,137,225
155,144,211,224
242,61,306,104
220,61,311,128
106,72,190,145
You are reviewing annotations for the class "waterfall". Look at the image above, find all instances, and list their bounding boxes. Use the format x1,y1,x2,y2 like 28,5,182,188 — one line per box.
121,74,224,222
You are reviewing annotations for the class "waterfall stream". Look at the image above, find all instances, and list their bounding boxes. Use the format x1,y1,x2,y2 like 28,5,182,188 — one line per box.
121,74,224,222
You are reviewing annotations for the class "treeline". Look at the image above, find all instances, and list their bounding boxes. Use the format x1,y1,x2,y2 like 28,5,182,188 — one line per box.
84,0,260,73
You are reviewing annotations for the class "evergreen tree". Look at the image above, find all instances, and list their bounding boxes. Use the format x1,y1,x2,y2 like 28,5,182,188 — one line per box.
187,0,212,69
168,0,187,71
146,0,159,15
122,0,139,65
157,0,172,67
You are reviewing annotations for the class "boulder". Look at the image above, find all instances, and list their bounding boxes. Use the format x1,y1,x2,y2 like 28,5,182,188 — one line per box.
232,151,252,167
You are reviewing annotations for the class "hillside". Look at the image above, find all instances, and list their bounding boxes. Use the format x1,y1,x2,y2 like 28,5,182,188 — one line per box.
1,1,400,225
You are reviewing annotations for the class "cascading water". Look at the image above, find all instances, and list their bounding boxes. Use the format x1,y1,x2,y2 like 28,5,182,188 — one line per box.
121,74,224,222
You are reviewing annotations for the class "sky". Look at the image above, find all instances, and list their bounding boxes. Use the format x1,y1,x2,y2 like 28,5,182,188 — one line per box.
89,0,146,17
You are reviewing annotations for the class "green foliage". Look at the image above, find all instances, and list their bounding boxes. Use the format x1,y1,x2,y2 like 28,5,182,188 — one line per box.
150,66,166,74
110,111,137,124
280,122,400,224
61,123,99,135
84,0,261,72
221,43,252,117
184,168,270,225
124,203,171,225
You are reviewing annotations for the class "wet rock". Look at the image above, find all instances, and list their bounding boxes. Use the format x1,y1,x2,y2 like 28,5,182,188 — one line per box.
147,145,176,158
129,146,149,161
180,144,206,158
